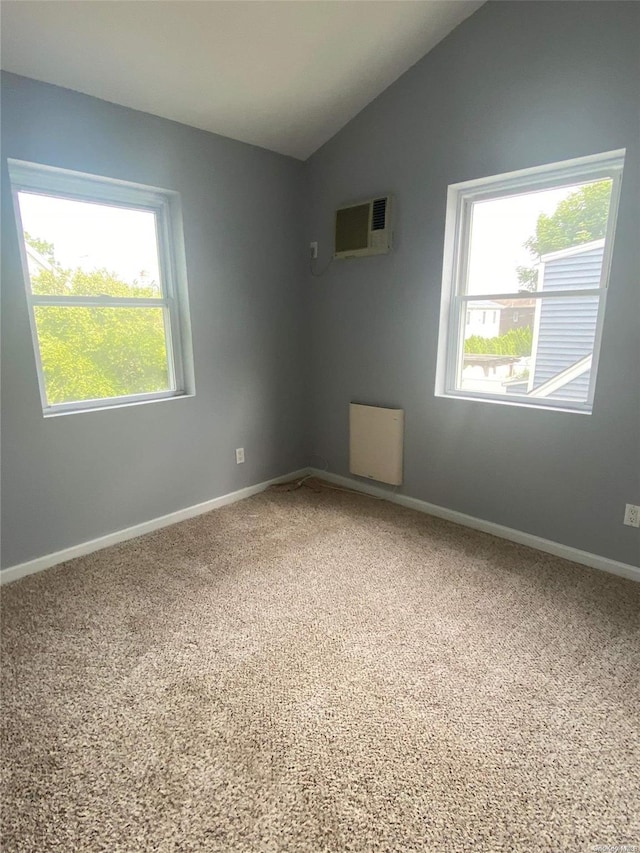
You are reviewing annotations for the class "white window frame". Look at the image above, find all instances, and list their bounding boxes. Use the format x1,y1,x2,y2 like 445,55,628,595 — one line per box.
435,150,625,414
8,160,194,416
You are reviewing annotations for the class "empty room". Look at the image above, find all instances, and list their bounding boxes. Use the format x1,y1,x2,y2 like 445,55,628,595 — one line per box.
1,1,639,850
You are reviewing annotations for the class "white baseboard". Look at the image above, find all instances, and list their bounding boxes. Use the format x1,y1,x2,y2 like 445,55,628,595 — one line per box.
0,468,309,585
308,468,640,584
3,466,637,586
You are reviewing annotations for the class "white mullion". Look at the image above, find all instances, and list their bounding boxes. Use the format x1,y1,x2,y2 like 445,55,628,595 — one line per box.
153,204,168,299
31,295,169,308
455,198,473,390
584,176,622,409
452,295,466,392
155,201,176,392
26,293,50,412
11,186,51,411
586,168,625,406
459,288,603,303
156,197,184,391
160,303,177,391
448,195,472,393
586,290,608,408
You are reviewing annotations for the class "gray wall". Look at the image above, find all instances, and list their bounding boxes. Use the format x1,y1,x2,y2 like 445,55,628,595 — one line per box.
3,1,639,573
307,1,640,566
1,72,309,569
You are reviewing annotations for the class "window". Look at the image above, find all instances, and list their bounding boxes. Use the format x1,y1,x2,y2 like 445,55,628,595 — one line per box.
9,160,194,415
435,150,625,413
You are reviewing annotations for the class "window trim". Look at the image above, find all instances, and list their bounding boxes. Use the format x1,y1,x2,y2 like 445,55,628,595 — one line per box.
8,159,194,416
435,150,625,414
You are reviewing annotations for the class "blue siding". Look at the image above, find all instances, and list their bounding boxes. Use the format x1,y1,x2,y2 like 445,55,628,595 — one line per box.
531,245,604,401
546,369,591,402
540,248,604,291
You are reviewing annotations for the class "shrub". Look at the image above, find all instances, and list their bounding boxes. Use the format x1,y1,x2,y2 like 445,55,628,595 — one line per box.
464,326,532,356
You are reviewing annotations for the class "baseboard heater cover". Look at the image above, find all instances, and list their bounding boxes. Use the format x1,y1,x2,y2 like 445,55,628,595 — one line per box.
349,403,404,486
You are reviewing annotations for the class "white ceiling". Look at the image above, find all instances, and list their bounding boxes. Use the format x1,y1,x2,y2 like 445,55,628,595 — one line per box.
1,1,483,160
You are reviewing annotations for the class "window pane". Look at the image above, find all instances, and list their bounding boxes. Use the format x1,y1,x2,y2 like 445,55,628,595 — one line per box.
33,306,170,405
465,179,613,296
17,193,163,298
459,295,600,405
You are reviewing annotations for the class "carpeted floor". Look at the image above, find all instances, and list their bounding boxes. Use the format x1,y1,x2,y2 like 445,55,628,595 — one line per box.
1,485,639,852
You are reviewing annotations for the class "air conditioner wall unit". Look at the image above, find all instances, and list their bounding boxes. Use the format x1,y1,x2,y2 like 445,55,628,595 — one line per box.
334,196,393,259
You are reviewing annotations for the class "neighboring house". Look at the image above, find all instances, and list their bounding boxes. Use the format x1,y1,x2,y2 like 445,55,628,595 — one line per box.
465,300,502,339
498,297,535,336
505,240,604,400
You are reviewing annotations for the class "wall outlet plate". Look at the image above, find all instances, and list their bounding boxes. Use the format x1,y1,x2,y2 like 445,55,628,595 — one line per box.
310,241,318,259
623,504,640,527
236,447,245,464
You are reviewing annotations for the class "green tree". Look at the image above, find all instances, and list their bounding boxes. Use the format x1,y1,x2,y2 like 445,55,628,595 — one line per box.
464,326,532,356
24,232,57,266
516,179,612,291
25,235,169,404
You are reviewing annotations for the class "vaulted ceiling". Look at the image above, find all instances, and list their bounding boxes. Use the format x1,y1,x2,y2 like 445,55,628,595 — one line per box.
1,1,483,160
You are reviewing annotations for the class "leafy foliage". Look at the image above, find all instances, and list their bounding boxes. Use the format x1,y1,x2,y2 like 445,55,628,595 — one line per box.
24,232,56,265
517,179,612,291
514,265,539,292
26,236,169,405
464,326,532,356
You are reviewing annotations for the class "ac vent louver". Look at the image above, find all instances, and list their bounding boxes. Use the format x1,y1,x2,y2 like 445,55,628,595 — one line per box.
333,195,393,259
371,198,387,230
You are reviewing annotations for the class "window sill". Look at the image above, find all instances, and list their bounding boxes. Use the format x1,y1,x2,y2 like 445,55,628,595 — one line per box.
435,390,593,415
42,391,195,418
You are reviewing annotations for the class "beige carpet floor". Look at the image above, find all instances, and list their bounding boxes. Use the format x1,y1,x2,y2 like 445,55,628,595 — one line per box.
2,485,639,852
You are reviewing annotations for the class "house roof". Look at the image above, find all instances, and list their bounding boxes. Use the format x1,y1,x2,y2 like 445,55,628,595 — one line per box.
539,239,605,263
495,298,535,308
467,300,504,310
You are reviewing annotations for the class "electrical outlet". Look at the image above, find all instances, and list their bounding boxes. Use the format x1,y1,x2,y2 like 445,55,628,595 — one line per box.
624,504,640,527
235,447,245,464
310,241,318,259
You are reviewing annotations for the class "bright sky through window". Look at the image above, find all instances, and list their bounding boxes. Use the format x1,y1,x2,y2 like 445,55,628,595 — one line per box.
17,192,162,289
466,185,584,295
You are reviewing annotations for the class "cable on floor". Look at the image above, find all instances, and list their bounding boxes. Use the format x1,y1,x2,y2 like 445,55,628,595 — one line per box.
269,473,400,502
